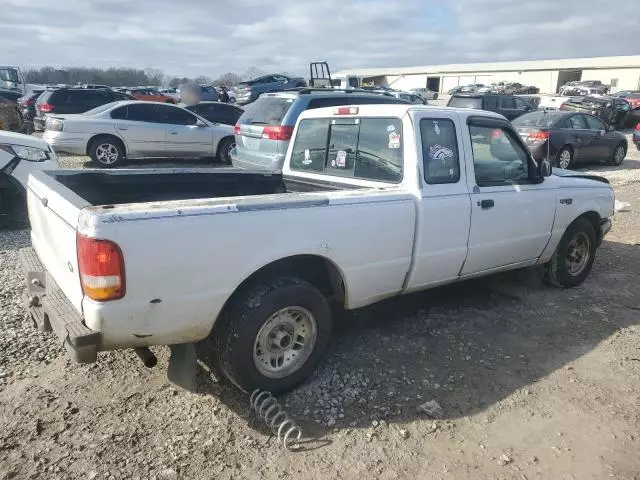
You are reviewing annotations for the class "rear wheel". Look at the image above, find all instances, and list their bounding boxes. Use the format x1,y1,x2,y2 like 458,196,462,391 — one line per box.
545,217,597,288
556,146,573,169
608,143,626,166
217,136,236,164
214,277,332,393
89,136,125,168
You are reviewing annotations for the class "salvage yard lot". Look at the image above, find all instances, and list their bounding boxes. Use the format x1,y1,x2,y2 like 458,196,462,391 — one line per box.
1,139,640,479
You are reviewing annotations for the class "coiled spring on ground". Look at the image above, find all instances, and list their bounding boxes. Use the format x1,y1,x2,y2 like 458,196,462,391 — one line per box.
250,389,302,450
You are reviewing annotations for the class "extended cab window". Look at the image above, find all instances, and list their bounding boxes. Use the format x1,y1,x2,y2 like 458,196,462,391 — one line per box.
420,119,460,184
469,125,530,186
290,117,403,182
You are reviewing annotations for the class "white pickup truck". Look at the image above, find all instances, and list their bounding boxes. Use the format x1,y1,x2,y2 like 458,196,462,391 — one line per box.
20,104,614,394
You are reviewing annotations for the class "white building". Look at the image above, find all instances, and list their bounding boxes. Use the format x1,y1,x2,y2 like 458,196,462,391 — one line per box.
334,55,640,94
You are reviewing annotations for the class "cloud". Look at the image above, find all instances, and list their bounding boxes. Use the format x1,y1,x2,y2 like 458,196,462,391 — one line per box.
1,0,638,78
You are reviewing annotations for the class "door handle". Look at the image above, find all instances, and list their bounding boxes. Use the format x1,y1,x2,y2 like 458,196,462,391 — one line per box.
116,127,127,131
478,199,494,209
169,131,178,135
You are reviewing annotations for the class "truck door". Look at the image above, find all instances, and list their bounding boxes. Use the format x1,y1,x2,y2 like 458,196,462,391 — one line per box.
461,117,556,275
406,112,472,290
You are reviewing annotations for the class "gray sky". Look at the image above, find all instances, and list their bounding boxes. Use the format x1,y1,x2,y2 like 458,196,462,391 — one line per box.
2,0,639,78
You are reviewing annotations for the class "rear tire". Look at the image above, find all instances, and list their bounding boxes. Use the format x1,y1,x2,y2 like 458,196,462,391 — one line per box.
555,146,573,169
89,136,126,168
607,143,626,166
217,136,236,164
545,218,597,288
214,277,332,394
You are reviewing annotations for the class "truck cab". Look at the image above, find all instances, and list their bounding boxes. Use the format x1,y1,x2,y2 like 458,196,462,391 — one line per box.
0,66,26,95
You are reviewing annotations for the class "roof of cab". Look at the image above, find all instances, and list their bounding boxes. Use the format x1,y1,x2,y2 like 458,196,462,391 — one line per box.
298,104,506,121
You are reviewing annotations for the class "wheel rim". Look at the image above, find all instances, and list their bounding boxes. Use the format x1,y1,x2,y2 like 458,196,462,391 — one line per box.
566,232,590,276
95,143,119,164
558,150,571,169
226,141,236,159
614,146,625,165
254,306,317,379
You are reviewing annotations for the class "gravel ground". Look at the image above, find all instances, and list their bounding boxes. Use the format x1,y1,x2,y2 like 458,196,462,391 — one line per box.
1,139,640,479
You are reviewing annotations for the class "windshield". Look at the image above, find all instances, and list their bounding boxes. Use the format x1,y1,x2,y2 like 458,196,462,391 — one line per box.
513,111,562,128
0,68,20,84
239,96,294,125
83,102,119,116
448,96,482,109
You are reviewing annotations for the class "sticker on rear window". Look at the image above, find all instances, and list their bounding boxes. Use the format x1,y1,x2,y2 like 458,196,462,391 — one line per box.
336,150,347,167
386,124,396,132
302,149,312,165
429,144,454,160
388,132,401,149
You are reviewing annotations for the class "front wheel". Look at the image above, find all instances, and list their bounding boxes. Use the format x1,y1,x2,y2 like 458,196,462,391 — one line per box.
214,277,332,394
608,143,626,166
545,218,597,288
217,137,236,164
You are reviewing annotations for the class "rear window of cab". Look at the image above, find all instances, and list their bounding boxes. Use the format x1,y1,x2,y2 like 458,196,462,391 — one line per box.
290,117,403,183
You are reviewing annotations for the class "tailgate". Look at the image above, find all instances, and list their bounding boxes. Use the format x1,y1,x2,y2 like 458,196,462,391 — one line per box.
27,172,87,312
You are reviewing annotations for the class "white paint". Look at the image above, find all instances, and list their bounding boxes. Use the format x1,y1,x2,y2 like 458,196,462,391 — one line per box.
28,104,615,352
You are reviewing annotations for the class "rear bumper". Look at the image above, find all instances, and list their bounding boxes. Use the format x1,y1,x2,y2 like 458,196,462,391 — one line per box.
232,144,286,171
42,131,89,155
19,247,99,363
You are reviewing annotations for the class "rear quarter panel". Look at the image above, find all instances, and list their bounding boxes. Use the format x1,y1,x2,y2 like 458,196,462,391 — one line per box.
79,190,417,348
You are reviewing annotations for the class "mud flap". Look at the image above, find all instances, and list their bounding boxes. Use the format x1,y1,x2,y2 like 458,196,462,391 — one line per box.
167,343,197,392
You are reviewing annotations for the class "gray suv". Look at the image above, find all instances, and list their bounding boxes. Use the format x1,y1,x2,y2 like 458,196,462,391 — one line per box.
232,90,408,171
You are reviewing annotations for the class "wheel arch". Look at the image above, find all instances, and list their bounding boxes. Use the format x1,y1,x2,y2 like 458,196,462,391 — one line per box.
576,210,602,244
215,134,235,157
213,254,347,332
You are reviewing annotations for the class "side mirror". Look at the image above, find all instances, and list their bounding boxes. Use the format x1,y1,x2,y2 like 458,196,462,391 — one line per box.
607,124,615,132
196,119,207,127
539,158,552,177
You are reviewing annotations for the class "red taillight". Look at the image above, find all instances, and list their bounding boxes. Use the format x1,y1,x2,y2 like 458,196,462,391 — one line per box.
234,123,241,135
77,233,125,301
635,123,640,132
528,130,550,141
334,106,359,115
39,103,54,113
262,125,294,141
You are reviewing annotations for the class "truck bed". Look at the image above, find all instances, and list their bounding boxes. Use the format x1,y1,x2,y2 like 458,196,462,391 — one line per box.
50,169,355,206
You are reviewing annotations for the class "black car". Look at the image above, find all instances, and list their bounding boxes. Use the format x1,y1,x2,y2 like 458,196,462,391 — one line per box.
18,89,46,132
512,110,628,169
447,93,533,120
34,88,133,131
559,96,632,129
185,101,243,126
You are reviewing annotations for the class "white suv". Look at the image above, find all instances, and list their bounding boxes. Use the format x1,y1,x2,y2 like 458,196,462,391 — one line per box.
0,130,59,227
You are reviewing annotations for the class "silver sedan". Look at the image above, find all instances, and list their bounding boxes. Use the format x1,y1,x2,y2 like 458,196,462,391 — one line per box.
42,100,236,168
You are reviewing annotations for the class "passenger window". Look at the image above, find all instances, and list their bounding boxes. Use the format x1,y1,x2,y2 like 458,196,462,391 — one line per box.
420,119,460,184
290,119,330,172
585,115,605,130
110,106,128,120
568,115,588,129
469,125,530,187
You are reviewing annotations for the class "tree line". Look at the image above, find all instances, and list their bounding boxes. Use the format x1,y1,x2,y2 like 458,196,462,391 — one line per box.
22,66,267,88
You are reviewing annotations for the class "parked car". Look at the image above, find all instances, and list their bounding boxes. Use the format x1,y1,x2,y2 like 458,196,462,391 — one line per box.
611,90,637,98
185,101,243,126
619,92,640,110
232,89,409,170
409,88,438,100
559,96,632,129
34,88,134,131
538,95,576,110
448,86,464,95
560,85,605,97
126,88,177,104
513,110,628,169
42,100,236,166
447,93,533,120
626,108,640,129
19,103,614,393
632,123,640,150
18,89,45,132
235,74,307,106
0,130,59,227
